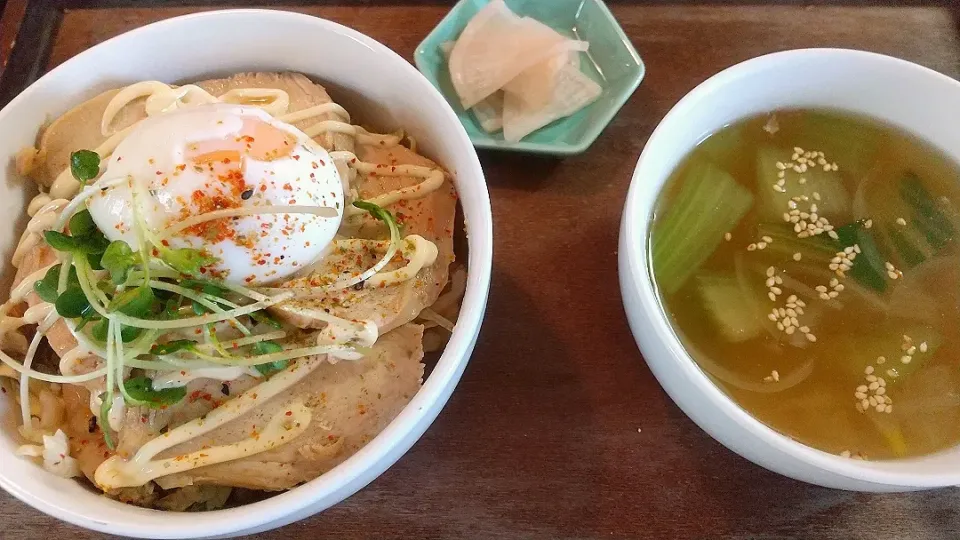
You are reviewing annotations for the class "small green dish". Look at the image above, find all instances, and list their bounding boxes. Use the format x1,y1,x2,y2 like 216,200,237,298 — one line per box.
414,0,645,156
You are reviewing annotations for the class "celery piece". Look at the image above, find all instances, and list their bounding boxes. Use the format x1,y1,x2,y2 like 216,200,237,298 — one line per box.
833,220,888,292
652,160,753,295
697,274,762,342
756,146,850,223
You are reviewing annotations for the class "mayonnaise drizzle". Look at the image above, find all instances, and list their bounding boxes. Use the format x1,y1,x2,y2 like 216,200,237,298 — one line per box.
95,357,321,489
151,366,258,390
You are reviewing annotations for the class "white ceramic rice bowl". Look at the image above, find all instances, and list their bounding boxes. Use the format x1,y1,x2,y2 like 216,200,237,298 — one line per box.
0,9,492,537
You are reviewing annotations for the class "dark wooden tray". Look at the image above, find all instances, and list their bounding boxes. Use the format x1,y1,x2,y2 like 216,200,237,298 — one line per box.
2,1,960,538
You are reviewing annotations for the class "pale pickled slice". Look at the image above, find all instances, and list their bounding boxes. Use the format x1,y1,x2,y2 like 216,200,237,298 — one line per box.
448,0,567,108
441,40,504,132
502,42,589,109
502,63,602,142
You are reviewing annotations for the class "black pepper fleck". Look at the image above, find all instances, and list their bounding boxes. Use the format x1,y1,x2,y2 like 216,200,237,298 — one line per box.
221,383,230,396
241,189,254,200
88,415,98,433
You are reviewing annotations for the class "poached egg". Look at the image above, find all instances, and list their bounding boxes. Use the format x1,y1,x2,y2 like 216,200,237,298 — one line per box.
87,104,343,286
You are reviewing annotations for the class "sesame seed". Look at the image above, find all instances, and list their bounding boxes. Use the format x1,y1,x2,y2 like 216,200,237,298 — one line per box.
806,333,817,342
869,396,878,406
885,262,895,271
785,326,795,335
876,403,886,413
886,369,898,378
864,366,874,375
747,243,757,251
788,200,798,209
856,384,868,393
813,192,821,201
901,355,912,364
766,277,776,287
896,217,907,226
920,342,928,353
724,232,732,241
815,285,828,293
772,370,780,382
773,184,786,193
776,162,786,170
771,287,782,295
865,219,873,229
768,313,778,322
768,292,777,302
887,271,899,280
828,231,839,240
793,252,802,261
757,242,768,249
875,387,886,396
766,266,776,277
762,236,773,243
861,398,870,410
907,346,917,355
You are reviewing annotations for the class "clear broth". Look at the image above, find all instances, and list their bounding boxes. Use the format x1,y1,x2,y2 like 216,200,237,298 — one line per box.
651,110,960,460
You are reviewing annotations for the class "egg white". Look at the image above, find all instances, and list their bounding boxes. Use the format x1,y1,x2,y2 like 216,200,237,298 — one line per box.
87,104,344,286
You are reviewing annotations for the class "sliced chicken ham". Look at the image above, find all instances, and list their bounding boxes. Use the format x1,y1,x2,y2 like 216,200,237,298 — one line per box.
269,141,457,333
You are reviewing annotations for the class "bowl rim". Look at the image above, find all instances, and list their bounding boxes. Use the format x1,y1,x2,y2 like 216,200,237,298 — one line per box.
412,0,645,155
0,8,493,537
620,47,960,489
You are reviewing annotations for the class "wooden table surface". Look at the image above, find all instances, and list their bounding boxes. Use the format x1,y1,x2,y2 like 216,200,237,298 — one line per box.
2,1,960,538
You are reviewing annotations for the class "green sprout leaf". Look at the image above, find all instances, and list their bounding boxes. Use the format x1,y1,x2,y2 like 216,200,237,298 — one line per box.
33,264,62,303
160,247,218,276
108,286,156,317
353,199,399,234
43,231,78,252
54,286,91,319
90,319,138,343
253,340,287,375
70,150,100,184
101,240,139,285
68,210,97,237
122,376,187,409
43,229,109,255
150,339,197,355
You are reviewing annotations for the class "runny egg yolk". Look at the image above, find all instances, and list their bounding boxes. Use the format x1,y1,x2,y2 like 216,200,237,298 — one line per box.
87,104,344,286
